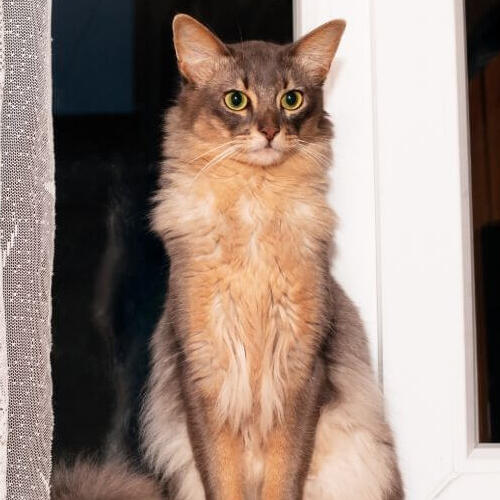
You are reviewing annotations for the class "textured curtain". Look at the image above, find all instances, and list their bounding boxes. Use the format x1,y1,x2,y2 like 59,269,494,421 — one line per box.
0,0,54,498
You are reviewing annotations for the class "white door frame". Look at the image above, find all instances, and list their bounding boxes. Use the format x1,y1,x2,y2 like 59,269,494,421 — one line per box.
295,1,500,498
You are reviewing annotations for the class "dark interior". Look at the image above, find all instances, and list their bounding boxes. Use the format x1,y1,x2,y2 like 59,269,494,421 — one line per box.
51,0,293,461
465,0,500,442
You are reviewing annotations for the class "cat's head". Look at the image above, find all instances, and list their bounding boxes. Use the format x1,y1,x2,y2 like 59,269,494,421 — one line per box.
169,14,345,168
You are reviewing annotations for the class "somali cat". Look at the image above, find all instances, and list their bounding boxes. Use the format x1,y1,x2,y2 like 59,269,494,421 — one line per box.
141,14,404,500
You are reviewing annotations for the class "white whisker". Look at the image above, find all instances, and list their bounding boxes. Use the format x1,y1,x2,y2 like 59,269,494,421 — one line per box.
294,146,326,171
187,140,238,164
296,139,330,163
190,145,240,186
292,139,330,170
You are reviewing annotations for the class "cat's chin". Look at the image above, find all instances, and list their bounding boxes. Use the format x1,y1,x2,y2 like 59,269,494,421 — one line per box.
243,148,284,167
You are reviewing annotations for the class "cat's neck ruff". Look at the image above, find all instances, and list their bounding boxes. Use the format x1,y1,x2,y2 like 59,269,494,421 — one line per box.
152,153,335,249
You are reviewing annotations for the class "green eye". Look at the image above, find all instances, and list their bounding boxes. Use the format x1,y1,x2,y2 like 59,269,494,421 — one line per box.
281,90,303,110
224,91,248,111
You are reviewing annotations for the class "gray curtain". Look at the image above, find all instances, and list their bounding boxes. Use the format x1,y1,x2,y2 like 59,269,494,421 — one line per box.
0,0,55,498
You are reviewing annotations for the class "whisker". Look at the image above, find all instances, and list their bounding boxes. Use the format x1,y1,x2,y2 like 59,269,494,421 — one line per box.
294,146,326,171
287,147,316,173
187,140,238,164
297,138,329,150
190,146,240,186
293,141,330,169
296,140,330,163
303,149,329,166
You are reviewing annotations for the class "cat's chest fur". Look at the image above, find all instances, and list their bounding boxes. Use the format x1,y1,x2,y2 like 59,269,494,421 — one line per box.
158,165,332,437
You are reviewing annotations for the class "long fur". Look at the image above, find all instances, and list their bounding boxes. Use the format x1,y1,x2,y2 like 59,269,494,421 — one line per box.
51,459,163,500
141,14,404,500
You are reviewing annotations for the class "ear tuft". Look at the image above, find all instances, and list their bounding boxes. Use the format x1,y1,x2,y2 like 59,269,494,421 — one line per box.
291,20,346,83
172,14,229,84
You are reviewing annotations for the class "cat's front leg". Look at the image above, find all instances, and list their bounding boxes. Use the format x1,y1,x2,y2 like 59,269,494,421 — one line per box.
197,421,245,500
261,366,324,500
180,347,246,500
261,423,300,500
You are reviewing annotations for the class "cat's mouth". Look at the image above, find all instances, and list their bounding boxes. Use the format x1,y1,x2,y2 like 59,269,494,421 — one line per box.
241,130,290,166
244,145,285,166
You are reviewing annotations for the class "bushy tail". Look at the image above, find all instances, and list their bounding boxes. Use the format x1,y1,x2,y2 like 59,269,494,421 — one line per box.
51,459,164,500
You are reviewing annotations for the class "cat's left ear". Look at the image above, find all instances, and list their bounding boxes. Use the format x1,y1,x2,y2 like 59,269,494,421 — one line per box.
290,20,346,84
172,14,229,84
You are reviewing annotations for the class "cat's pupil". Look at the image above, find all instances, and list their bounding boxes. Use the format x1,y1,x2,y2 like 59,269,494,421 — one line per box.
231,92,243,107
285,92,297,106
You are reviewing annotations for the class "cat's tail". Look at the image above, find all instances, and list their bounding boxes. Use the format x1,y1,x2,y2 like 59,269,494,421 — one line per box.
51,458,164,500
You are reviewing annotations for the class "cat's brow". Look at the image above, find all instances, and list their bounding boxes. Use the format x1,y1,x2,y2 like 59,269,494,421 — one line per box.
283,78,298,90
234,79,248,92
243,88,258,108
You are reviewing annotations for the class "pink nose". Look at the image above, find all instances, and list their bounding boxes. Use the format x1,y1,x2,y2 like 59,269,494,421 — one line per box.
259,126,279,141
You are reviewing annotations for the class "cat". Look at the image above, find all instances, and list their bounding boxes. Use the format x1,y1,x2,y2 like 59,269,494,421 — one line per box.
141,13,404,500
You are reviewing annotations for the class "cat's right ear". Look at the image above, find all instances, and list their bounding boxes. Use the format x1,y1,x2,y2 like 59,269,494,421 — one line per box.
172,14,229,84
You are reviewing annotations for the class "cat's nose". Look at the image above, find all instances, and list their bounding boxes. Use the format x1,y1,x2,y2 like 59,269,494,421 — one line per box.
259,125,280,142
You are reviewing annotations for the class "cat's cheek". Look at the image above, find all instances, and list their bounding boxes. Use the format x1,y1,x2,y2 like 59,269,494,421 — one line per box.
193,111,232,141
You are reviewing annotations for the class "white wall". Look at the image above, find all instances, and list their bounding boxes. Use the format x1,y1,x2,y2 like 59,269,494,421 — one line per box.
294,0,381,373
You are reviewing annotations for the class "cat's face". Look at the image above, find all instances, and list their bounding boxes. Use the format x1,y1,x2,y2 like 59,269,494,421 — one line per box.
171,15,345,168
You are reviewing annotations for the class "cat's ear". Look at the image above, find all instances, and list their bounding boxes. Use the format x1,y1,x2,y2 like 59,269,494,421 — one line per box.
172,14,229,84
290,20,346,83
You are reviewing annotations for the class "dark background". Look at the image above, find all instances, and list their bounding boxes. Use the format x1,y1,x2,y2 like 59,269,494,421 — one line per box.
51,0,293,461
465,0,500,442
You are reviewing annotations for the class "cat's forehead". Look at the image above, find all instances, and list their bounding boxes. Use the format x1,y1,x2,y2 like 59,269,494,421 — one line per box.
226,40,299,90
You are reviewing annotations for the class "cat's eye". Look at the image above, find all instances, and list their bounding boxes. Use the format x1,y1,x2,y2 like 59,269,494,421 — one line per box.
224,91,249,111
281,90,303,111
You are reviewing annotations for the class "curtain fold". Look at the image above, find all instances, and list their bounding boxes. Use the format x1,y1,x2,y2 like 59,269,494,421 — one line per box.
0,0,54,498
0,1,8,497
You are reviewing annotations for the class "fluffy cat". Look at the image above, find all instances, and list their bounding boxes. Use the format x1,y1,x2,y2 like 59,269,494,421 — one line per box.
141,14,404,500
